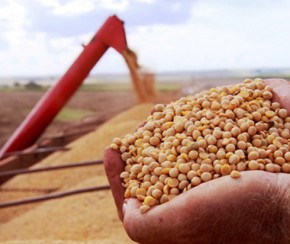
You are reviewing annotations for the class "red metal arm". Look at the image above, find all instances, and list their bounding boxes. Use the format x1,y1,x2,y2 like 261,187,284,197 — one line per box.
0,15,127,158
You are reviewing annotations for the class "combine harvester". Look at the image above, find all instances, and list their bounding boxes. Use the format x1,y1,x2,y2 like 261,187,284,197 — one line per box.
0,15,156,181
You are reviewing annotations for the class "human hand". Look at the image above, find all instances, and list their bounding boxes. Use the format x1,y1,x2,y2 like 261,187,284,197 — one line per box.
104,79,290,244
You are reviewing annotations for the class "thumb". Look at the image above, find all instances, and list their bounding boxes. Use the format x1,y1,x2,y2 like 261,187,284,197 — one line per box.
103,147,126,220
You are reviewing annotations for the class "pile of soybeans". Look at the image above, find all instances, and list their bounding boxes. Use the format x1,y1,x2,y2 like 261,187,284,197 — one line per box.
0,104,154,243
111,79,290,213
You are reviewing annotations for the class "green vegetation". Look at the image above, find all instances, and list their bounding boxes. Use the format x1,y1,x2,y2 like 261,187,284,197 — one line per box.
0,84,48,92
157,83,180,91
0,82,180,92
79,82,180,92
79,83,132,91
250,75,290,80
56,107,93,122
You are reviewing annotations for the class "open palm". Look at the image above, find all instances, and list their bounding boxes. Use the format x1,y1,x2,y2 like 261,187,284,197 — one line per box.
104,79,290,244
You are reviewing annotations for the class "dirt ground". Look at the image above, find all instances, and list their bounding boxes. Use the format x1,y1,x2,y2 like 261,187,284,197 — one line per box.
0,77,244,151
0,88,180,150
0,103,155,243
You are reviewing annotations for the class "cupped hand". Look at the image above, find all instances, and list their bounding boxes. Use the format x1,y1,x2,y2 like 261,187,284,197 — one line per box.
104,79,290,244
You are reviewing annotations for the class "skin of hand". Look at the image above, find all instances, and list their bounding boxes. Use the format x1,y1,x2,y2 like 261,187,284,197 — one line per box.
104,79,290,244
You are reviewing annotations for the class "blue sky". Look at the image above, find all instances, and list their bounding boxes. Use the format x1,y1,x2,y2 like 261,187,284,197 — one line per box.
0,0,289,76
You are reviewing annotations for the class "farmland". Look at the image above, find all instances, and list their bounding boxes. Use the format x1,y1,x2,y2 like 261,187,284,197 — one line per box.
0,82,181,149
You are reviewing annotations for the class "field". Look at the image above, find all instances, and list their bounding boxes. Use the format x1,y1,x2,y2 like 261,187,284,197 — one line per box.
0,82,182,149
0,77,247,150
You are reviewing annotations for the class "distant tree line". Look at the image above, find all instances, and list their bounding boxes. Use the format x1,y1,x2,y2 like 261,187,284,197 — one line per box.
13,80,43,90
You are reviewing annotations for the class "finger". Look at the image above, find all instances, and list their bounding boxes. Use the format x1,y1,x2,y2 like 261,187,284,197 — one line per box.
264,79,290,115
122,199,150,243
103,147,126,220
122,171,284,243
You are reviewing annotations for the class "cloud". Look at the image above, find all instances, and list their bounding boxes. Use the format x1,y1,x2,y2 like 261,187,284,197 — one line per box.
99,0,129,11
27,0,194,37
0,0,29,50
0,0,290,76
119,0,193,27
126,0,290,72
26,1,103,37
52,0,96,16
0,1,28,29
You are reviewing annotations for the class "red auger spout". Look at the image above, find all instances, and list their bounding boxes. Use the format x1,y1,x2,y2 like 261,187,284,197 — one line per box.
0,15,127,158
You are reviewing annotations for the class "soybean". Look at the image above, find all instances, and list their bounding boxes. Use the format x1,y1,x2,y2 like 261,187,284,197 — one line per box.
111,79,290,213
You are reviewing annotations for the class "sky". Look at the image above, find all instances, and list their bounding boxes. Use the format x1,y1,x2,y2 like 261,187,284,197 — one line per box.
0,0,290,77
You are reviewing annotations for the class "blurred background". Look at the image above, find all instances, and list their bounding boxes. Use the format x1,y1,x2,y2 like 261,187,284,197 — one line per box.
1,0,290,147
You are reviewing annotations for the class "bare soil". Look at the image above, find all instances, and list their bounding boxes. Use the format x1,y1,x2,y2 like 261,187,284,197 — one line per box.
0,104,154,243
0,89,179,149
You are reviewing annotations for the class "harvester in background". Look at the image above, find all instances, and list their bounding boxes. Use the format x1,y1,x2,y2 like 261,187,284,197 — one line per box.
0,15,156,174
